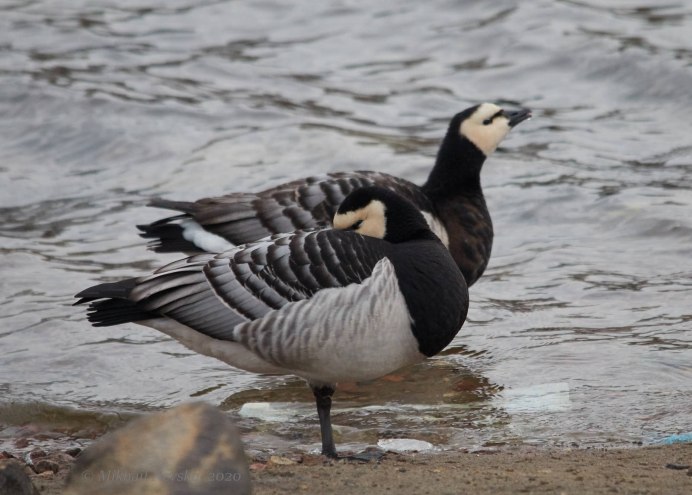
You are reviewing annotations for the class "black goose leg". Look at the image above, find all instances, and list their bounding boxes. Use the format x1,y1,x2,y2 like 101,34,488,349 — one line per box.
312,385,337,458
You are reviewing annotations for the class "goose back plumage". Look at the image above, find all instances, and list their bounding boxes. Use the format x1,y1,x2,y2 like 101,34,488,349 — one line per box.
78,227,467,383
140,171,434,249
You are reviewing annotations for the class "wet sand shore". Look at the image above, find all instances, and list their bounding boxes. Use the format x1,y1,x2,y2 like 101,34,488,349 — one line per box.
19,443,692,494
252,445,692,495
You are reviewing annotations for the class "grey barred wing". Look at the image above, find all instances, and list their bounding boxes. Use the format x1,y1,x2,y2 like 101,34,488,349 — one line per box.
287,171,434,221
205,229,386,308
191,173,380,244
115,230,387,342
141,172,433,251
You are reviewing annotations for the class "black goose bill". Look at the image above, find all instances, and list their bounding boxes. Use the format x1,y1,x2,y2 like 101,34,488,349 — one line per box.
506,108,532,127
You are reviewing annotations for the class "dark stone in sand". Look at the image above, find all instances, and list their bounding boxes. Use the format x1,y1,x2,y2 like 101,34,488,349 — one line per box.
65,448,82,458
0,459,40,495
64,402,250,495
33,459,59,474
27,449,47,464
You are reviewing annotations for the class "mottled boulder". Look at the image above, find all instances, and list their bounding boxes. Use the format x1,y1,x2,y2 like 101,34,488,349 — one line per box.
64,402,250,495
0,459,39,495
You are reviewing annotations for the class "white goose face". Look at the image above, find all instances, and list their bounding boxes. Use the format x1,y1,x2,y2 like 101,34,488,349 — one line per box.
333,199,386,239
460,103,512,156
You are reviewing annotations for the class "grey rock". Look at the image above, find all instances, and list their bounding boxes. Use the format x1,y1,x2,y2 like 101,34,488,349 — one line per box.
64,402,250,495
0,459,40,495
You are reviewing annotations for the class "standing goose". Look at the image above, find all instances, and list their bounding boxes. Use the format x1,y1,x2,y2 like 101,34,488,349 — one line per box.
138,103,531,287
76,187,469,458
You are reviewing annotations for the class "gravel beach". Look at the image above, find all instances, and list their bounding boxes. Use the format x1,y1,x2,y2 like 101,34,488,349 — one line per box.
10,443,690,494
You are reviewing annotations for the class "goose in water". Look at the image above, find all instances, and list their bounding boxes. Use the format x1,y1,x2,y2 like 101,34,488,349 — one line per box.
77,187,469,457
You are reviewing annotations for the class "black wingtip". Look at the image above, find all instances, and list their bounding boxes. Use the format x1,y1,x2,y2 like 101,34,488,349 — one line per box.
84,298,158,326
137,220,202,253
74,278,138,302
75,279,159,326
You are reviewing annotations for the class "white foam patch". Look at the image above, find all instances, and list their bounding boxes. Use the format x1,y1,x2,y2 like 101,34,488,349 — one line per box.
377,438,437,453
238,402,314,423
500,382,571,413
181,220,235,253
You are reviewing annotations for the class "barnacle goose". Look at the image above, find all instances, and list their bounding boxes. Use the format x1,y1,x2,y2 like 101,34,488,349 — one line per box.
138,103,531,287
76,186,469,458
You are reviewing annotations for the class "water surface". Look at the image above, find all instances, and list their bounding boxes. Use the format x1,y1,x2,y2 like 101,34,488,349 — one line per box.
1,0,691,455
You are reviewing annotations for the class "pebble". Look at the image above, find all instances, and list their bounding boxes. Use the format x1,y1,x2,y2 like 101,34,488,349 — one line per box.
65,448,82,458
33,459,59,474
27,449,47,464
348,447,386,463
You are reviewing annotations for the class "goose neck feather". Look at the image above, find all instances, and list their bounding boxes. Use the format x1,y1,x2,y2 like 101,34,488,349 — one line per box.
386,239,469,357
423,137,486,200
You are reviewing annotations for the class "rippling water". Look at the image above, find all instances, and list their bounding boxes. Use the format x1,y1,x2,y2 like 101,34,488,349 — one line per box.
1,0,691,455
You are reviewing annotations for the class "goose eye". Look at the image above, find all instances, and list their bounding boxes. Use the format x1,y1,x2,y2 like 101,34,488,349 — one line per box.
482,118,493,125
350,219,364,230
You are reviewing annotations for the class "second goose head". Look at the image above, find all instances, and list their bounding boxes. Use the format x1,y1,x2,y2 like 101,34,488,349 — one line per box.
333,186,434,244
425,103,531,197
455,102,532,156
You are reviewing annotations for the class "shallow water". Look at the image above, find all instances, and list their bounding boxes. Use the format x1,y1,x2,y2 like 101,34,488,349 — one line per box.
1,0,691,455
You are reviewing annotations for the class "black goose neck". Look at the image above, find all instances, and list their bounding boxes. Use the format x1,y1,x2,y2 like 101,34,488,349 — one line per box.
404,228,440,243
385,221,437,244
423,135,486,200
